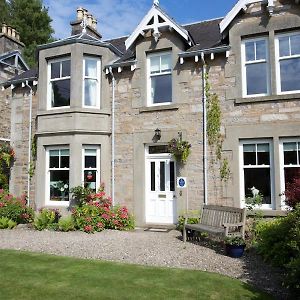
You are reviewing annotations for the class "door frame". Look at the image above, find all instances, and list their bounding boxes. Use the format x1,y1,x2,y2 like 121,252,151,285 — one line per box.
144,144,176,224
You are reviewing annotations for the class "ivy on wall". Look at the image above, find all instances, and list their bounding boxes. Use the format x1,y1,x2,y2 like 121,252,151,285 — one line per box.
205,72,230,182
28,135,37,179
0,143,15,190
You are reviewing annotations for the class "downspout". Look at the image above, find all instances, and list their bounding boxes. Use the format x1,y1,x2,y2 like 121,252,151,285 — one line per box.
201,52,208,205
25,81,33,207
109,67,115,205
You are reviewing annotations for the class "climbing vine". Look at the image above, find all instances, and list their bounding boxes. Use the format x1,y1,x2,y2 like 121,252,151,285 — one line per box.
28,135,37,178
0,143,15,190
205,72,230,182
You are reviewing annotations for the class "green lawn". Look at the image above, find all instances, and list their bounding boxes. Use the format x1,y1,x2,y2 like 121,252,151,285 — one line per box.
0,249,273,300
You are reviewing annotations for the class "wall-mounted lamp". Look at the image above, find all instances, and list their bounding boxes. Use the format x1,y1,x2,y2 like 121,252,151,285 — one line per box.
154,128,161,140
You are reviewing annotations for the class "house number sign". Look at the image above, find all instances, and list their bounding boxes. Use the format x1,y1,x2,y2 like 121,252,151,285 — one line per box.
177,177,187,189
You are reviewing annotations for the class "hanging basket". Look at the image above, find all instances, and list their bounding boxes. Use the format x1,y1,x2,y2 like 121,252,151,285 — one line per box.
168,138,191,164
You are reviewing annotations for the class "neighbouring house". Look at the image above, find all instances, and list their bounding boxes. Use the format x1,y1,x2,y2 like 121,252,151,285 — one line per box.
1,0,300,226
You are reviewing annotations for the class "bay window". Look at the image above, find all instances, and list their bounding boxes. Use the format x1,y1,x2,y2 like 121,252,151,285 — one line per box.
275,32,300,93
47,148,70,203
240,141,273,208
147,52,172,105
83,57,101,108
48,58,71,108
83,146,100,191
242,38,269,97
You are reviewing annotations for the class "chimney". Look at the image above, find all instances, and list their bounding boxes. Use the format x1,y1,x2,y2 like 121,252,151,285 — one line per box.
0,23,24,54
70,7,102,39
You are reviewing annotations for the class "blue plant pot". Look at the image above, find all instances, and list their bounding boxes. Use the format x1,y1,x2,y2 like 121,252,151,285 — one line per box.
225,244,245,258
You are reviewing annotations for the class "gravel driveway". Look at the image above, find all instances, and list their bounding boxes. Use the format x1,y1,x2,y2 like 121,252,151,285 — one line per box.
0,227,287,299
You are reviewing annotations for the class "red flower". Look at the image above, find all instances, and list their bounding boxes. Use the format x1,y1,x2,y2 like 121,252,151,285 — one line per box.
101,213,110,220
84,225,93,233
120,213,128,219
97,222,104,228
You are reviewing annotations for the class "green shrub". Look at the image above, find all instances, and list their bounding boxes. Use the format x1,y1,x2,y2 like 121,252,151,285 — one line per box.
177,211,200,232
0,217,17,229
0,190,34,224
34,208,61,231
285,257,300,296
58,217,75,232
255,205,300,293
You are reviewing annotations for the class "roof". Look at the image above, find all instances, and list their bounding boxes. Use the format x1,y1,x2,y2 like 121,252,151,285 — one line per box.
2,68,38,87
0,50,29,72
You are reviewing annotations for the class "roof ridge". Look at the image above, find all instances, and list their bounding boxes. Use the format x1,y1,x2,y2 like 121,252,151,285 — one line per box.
182,16,224,27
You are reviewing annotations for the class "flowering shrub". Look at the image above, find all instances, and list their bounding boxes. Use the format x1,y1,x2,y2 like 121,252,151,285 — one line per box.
168,138,191,163
34,208,61,231
0,144,15,190
72,188,134,233
0,189,34,224
284,178,300,210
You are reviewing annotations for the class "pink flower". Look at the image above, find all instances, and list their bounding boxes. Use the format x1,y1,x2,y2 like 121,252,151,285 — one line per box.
120,213,128,219
101,213,110,220
97,222,104,228
0,189,4,194
84,225,93,233
0,202,5,208
85,217,92,223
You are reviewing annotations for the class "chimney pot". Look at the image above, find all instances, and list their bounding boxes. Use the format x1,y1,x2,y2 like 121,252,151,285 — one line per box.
7,26,12,37
87,14,93,27
2,23,7,34
77,7,84,20
11,28,16,38
92,17,97,29
15,31,20,41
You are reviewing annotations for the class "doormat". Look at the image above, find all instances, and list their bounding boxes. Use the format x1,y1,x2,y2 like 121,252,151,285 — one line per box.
144,228,171,233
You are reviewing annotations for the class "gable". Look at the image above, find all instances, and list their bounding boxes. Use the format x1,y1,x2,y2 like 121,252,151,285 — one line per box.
125,3,193,50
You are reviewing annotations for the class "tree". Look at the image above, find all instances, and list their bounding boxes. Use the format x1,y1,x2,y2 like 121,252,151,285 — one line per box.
0,0,9,24
9,0,54,67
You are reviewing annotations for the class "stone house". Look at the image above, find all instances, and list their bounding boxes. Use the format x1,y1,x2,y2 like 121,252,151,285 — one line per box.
2,0,300,226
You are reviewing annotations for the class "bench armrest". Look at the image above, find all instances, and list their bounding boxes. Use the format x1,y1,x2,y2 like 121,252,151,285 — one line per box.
223,222,244,228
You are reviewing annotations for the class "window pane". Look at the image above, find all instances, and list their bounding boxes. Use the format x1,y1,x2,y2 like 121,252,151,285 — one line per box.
60,156,69,168
60,149,69,156
279,36,290,57
85,59,97,77
50,170,69,201
62,60,71,77
51,62,60,79
280,58,300,92
284,167,300,186
85,149,97,155
151,162,155,191
170,161,175,192
244,168,271,204
151,74,172,104
85,156,96,168
85,79,97,106
291,34,300,56
257,143,270,165
160,162,165,191
50,156,59,168
243,144,256,165
245,41,255,61
149,145,169,154
256,40,266,60
150,56,160,74
161,54,172,72
51,79,70,107
84,170,97,191
246,63,268,95
49,150,59,156
284,142,297,165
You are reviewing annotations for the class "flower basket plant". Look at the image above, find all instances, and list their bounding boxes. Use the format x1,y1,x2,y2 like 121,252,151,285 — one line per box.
224,236,246,258
168,138,191,164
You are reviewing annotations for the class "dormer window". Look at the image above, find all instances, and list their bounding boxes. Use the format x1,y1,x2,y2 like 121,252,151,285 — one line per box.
83,56,101,108
147,52,172,106
48,58,71,108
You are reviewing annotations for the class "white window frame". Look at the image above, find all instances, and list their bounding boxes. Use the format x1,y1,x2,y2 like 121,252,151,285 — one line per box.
279,137,300,209
47,57,71,110
82,145,101,191
147,51,172,107
82,56,101,108
241,37,270,98
275,31,300,95
239,139,274,209
45,146,70,207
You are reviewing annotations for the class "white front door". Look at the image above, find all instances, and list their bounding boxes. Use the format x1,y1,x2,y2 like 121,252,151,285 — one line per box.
145,147,176,224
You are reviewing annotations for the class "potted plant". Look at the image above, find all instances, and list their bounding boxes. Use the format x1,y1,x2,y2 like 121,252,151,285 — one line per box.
224,236,246,258
168,137,191,164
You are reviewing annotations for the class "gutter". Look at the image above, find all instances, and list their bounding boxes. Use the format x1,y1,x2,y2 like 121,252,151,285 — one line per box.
178,45,230,58
105,59,137,69
108,67,116,206
1,77,37,89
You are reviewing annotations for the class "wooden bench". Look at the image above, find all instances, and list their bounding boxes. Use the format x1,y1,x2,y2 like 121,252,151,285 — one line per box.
183,205,246,243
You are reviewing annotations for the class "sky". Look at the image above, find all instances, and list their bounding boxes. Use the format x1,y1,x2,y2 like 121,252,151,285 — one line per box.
44,0,238,40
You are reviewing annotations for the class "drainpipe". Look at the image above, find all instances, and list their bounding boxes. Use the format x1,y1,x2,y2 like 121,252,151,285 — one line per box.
201,52,208,205
25,81,33,207
109,67,115,205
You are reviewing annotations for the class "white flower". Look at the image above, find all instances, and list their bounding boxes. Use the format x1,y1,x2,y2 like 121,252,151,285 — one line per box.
52,182,57,188
64,184,68,189
60,187,64,192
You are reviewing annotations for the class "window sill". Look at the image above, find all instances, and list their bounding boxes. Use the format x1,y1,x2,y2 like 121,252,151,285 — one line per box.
235,93,300,104
37,107,111,116
246,209,288,217
139,104,179,113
